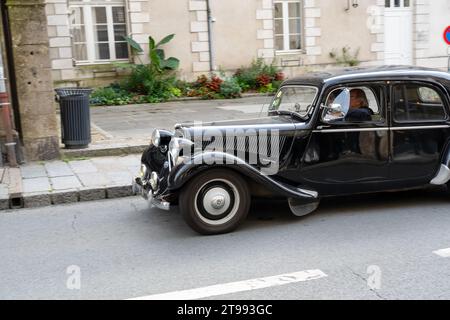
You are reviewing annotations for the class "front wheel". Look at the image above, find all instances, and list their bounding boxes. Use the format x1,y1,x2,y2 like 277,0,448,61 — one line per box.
179,169,251,235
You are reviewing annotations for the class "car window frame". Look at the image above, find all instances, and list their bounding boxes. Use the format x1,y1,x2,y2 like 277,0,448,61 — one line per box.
390,80,450,124
269,84,320,119
319,81,387,127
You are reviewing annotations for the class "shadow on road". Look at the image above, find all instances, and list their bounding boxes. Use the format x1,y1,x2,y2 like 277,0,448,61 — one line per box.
245,186,450,229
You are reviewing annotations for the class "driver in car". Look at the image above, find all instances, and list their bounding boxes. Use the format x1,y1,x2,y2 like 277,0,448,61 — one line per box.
345,89,374,122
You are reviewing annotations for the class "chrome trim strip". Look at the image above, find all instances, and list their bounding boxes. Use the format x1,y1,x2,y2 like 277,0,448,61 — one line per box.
298,188,319,198
390,125,450,131
430,164,450,185
313,127,389,133
314,125,450,133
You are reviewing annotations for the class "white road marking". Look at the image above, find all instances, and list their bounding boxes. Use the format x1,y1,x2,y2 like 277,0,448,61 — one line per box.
128,269,327,300
433,248,450,258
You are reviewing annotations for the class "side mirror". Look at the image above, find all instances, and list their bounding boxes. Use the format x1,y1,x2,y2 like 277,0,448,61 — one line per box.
322,88,351,122
324,103,343,113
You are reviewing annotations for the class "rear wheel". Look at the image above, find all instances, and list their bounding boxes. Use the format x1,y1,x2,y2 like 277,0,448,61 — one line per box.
179,169,250,235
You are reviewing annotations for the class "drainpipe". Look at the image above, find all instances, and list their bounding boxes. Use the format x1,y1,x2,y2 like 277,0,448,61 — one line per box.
206,0,215,73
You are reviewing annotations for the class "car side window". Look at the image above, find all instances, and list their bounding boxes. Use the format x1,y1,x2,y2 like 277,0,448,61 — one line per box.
322,85,383,123
393,83,447,122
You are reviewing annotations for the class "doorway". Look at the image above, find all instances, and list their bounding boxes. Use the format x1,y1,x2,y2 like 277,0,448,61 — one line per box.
384,0,413,65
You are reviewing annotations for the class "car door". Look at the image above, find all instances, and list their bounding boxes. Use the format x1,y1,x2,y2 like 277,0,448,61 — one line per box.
300,82,390,196
389,81,450,185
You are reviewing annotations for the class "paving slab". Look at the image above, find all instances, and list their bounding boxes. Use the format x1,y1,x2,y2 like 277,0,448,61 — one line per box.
68,160,98,174
106,171,134,185
22,177,51,193
45,161,74,178
20,164,47,179
50,176,82,191
0,184,8,197
8,168,23,198
77,172,111,188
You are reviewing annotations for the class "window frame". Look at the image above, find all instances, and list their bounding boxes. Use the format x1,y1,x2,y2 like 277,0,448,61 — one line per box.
390,81,449,124
69,2,130,65
274,0,304,54
385,0,412,8
269,84,319,119
320,83,387,126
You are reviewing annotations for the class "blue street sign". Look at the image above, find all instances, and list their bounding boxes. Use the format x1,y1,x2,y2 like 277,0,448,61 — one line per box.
445,26,450,45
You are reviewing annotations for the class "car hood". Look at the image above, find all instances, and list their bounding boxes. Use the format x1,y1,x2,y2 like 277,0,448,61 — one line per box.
174,116,310,172
175,115,303,137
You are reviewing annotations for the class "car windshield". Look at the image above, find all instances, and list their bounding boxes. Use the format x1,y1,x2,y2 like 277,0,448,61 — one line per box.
270,86,318,118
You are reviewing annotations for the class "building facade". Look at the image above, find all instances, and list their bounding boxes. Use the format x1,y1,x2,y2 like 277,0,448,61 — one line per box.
45,0,450,87
1,0,449,162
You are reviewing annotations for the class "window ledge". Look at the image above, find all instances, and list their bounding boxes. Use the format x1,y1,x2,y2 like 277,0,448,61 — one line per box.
75,59,130,67
275,50,305,56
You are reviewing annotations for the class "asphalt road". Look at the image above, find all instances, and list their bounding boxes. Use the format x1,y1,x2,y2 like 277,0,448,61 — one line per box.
1,188,450,300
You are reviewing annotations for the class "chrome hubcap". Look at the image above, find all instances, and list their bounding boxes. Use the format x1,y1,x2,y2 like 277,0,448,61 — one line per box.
211,195,226,210
194,179,241,226
202,187,231,216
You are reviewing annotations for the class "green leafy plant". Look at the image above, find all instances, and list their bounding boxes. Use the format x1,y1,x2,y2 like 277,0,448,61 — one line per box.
90,86,133,106
122,34,180,71
258,83,275,94
220,78,242,99
117,34,180,101
329,46,361,66
233,59,284,92
148,34,180,71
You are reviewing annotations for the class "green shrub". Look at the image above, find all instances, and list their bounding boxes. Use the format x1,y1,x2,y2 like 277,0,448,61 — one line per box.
121,64,176,100
220,78,242,99
233,58,284,91
118,34,180,102
90,86,133,106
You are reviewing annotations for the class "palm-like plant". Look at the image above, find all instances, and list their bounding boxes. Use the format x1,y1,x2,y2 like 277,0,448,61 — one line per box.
123,34,180,71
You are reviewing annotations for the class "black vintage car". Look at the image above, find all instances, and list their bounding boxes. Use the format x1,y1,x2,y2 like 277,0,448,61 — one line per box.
133,66,450,235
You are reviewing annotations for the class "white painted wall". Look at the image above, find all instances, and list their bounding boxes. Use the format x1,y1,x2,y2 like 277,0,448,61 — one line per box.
415,0,450,70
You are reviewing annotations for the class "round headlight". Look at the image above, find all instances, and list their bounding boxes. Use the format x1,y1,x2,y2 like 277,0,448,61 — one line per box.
150,129,161,147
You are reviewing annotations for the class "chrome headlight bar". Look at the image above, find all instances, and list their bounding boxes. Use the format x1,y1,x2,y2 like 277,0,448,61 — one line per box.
169,138,194,167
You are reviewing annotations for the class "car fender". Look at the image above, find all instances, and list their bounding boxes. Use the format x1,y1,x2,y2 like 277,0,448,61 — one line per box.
431,138,450,185
167,152,319,203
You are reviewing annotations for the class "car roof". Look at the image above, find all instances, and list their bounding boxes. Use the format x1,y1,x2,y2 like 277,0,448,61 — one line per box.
282,66,450,87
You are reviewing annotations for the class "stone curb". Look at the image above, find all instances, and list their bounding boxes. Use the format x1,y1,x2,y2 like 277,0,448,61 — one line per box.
5,185,138,211
60,144,147,158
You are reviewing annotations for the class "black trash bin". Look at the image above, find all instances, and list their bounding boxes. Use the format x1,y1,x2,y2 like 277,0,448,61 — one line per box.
55,88,93,149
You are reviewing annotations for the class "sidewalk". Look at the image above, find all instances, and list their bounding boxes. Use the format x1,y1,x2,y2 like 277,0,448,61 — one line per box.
0,95,273,210
62,95,271,157
0,155,141,210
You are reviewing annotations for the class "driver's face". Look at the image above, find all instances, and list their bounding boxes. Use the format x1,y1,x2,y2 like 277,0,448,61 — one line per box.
350,91,361,109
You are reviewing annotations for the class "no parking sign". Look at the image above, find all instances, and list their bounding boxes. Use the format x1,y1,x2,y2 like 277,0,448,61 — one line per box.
444,26,450,45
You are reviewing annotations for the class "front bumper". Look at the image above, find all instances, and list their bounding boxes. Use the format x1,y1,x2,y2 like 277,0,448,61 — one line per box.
132,177,170,211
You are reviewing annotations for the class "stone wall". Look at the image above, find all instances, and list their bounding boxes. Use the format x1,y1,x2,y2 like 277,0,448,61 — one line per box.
6,0,59,161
